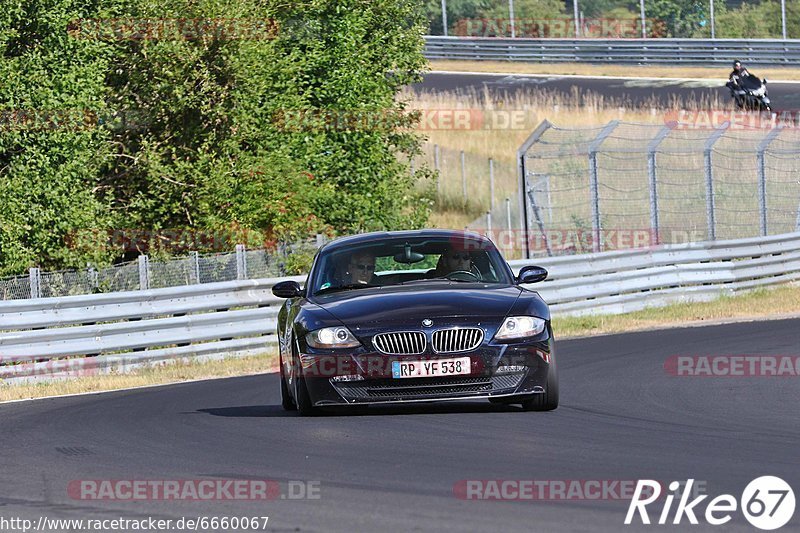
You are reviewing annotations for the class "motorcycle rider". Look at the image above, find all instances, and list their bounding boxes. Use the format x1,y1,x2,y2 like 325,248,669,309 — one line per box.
728,60,752,88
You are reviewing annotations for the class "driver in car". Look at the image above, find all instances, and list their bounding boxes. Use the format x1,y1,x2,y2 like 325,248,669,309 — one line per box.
428,245,482,280
345,251,376,285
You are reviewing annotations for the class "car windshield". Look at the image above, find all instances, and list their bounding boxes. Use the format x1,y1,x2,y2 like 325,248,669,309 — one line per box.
310,235,513,296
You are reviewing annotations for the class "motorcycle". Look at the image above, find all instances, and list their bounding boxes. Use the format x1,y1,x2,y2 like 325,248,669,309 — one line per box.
726,73,772,112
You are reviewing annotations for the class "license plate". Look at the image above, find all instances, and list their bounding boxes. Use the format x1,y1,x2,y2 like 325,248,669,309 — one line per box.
391,357,471,379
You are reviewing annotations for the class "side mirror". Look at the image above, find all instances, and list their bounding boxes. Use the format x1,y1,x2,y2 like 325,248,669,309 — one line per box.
272,280,303,298
763,78,768,85
516,265,548,284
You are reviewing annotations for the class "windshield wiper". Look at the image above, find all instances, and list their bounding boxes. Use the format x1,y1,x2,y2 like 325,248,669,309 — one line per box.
399,277,477,285
315,283,379,295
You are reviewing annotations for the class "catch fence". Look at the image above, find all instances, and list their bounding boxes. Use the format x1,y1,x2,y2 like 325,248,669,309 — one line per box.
0,239,325,301
463,120,800,258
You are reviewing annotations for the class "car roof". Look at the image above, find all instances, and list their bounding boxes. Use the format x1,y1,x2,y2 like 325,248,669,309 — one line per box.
320,229,491,253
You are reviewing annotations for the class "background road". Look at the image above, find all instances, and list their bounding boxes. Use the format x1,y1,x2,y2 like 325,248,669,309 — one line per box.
415,72,800,109
1,318,799,532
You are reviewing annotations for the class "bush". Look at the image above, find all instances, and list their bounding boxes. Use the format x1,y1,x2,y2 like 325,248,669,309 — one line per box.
0,0,432,276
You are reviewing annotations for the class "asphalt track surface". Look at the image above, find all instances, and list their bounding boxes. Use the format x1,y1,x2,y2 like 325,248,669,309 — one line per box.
1,318,798,532
416,72,800,109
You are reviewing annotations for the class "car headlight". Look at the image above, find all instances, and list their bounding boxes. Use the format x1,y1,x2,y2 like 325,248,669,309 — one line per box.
306,327,361,349
494,316,546,340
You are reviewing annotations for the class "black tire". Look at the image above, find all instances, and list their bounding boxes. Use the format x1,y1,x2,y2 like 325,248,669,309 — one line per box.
291,339,320,416
521,360,559,412
279,354,296,411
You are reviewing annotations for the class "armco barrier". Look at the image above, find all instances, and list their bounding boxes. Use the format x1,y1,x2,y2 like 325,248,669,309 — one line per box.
1,233,799,382
0,276,303,382
514,231,800,315
424,36,800,65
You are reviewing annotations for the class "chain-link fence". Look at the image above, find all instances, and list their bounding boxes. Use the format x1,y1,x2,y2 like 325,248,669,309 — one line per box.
493,120,800,258
0,239,325,301
418,143,518,214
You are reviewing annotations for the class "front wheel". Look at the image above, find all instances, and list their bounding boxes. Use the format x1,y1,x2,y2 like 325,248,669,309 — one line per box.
279,354,296,411
521,360,559,412
291,340,320,416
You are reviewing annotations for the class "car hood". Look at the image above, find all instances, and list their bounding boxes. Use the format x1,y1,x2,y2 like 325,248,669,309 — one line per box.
310,283,522,328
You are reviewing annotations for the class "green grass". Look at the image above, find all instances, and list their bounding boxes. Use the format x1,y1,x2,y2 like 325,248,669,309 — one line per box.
553,285,800,338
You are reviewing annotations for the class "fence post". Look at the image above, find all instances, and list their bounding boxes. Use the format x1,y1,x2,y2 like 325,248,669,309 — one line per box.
703,122,729,241
517,120,553,259
192,251,201,284
757,127,782,237
87,266,99,292
505,197,513,256
647,126,671,245
588,121,619,253
28,268,41,299
137,255,150,290
434,144,441,196
236,244,247,280
460,150,467,207
441,0,448,36
489,158,495,210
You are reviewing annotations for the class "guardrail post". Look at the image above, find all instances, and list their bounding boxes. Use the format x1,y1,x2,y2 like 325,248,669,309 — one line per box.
191,251,201,284
29,268,41,299
236,244,247,280
703,122,729,241
647,126,672,245
517,120,553,258
757,127,782,237
588,121,620,253
137,255,150,290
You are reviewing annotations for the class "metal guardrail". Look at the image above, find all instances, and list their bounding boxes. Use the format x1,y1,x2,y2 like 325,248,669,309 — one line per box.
424,36,800,65
511,231,800,315
1,232,798,382
0,276,303,382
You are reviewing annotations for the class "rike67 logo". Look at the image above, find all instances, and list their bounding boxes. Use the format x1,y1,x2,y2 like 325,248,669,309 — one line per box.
626,477,795,530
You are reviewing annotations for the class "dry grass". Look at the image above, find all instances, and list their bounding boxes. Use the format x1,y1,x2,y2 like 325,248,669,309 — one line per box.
0,352,278,403
429,60,800,81
428,209,475,230
405,86,728,223
554,285,800,338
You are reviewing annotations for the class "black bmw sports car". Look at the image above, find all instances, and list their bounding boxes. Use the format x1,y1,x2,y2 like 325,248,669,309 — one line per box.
272,229,557,415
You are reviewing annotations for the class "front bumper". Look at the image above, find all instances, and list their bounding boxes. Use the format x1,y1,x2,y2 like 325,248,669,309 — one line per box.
298,337,554,406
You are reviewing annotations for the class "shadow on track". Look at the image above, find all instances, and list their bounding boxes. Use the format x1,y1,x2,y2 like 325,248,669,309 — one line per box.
197,402,544,418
